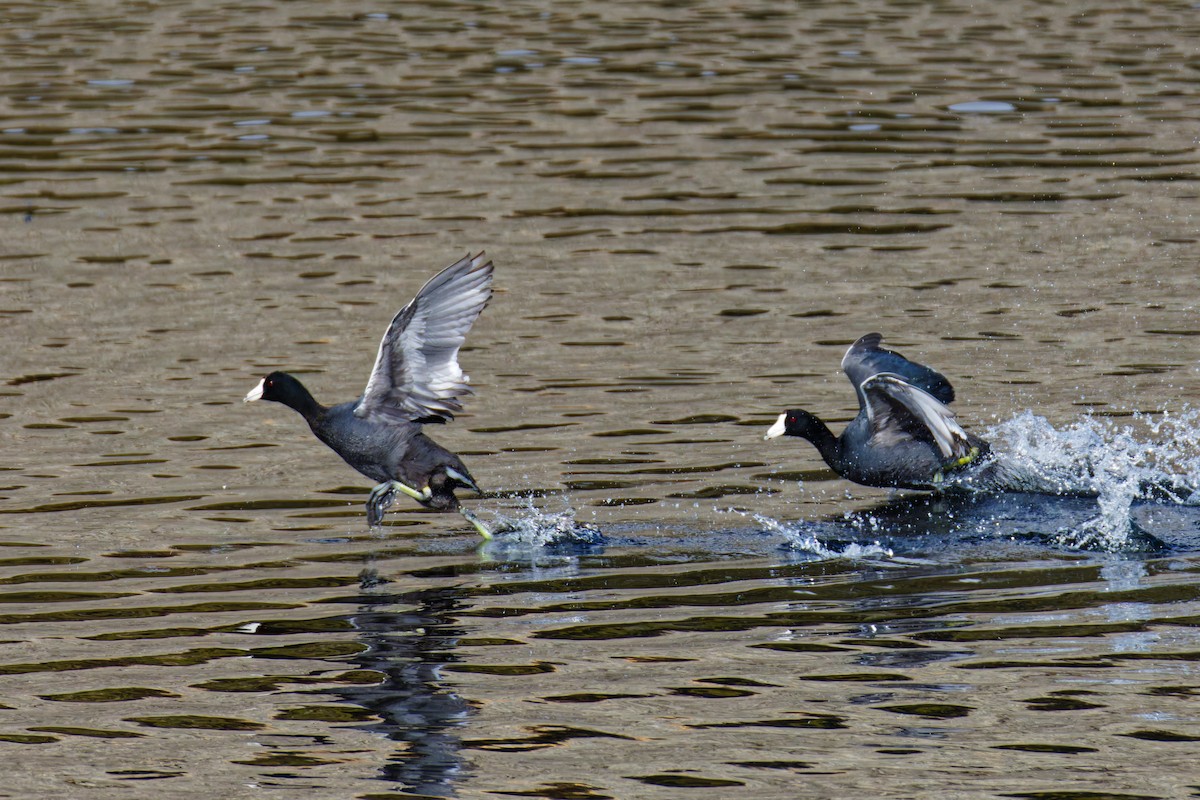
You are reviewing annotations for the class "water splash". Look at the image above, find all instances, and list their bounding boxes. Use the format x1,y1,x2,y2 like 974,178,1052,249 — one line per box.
960,409,1200,550
476,497,605,554
750,513,894,560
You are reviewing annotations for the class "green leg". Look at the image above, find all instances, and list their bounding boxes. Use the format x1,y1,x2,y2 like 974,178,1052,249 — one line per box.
459,508,493,540
390,480,431,502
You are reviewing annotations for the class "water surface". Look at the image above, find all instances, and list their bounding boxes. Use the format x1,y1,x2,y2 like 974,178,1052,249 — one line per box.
2,1,1200,797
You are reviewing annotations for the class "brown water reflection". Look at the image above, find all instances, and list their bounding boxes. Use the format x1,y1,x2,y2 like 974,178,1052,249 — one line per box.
2,0,1200,797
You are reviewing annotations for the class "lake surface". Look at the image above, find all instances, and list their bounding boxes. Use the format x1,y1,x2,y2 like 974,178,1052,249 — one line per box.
2,1,1200,797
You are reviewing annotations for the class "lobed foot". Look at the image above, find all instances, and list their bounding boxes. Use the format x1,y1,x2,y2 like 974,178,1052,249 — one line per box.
366,482,399,527
366,480,432,526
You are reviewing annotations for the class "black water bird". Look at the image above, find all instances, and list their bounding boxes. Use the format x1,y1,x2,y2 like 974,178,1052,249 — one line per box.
765,333,988,490
244,253,494,537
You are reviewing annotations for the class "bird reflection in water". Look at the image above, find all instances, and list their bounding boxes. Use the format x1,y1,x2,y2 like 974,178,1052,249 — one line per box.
329,575,473,797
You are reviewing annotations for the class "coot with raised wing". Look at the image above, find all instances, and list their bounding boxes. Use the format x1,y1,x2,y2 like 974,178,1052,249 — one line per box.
244,252,493,537
765,333,988,489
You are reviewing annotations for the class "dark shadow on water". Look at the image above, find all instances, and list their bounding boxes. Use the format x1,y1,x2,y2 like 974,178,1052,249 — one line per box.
791,490,1197,556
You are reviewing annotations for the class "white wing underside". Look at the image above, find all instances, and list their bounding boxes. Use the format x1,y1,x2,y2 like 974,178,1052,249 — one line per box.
861,373,970,460
355,252,493,422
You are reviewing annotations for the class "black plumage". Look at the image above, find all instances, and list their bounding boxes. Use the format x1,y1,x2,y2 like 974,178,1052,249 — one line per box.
765,333,989,489
245,253,493,534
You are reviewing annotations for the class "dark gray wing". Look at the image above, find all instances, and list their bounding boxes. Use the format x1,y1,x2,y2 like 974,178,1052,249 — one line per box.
354,252,493,422
860,373,973,461
841,332,955,406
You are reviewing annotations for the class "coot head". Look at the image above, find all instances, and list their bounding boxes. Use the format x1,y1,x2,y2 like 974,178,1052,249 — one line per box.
244,371,306,407
764,410,824,441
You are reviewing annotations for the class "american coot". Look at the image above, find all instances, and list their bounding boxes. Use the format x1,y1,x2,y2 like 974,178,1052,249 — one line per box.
764,333,989,490
244,252,494,538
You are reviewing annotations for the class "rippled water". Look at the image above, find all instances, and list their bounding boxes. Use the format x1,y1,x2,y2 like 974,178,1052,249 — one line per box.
3,1,1200,797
